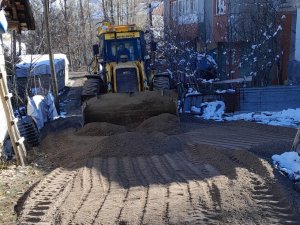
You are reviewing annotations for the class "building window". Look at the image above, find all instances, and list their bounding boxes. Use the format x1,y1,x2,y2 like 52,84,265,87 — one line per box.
183,0,188,14
178,0,184,16
172,2,177,19
183,0,195,15
190,0,196,13
216,0,226,15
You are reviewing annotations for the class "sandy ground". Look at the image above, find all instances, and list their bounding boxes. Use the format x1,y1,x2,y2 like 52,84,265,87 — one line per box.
0,162,45,225
10,74,300,224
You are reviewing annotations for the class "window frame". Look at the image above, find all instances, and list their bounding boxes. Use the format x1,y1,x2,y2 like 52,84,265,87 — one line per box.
190,0,196,14
216,0,226,15
171,1,177,20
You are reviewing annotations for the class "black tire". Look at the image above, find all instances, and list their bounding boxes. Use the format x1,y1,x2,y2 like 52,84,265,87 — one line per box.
81,78,101,102
17,116,40,148
153,75,170,91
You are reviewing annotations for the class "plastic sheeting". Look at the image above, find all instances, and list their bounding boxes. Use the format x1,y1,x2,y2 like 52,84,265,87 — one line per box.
16,54,68,78
0,10,8,33
27,93,58,130
0,99,8,144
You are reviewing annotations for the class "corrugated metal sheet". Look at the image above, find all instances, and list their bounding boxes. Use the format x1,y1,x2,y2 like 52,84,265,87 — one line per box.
239,86,300,112
288,60,300,85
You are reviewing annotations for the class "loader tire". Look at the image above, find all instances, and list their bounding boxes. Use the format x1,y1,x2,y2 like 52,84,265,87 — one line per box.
153,75,170,90
81,78,100,102
17,116,39,148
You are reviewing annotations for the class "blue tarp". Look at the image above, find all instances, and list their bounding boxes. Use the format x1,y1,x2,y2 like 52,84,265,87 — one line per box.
16,54,68,78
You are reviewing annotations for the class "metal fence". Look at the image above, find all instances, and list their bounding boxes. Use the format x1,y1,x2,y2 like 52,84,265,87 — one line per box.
238,85,300,112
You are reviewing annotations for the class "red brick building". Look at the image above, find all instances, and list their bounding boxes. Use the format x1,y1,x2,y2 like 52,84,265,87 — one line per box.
164,0,211,49
164,0,299,85
212,0,298,83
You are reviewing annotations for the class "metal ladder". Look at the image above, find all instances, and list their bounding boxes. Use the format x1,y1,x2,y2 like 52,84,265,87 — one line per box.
0,72,27,165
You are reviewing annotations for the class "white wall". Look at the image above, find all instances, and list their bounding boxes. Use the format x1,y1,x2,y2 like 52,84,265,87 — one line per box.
295,8,300,61
2,33,27,56
0,39,8,148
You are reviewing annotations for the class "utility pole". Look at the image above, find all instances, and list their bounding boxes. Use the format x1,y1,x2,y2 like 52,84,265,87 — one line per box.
149,3,156,70
43,0,60,113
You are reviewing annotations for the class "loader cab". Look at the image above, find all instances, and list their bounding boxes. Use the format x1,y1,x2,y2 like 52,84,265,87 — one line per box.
95,27,149,93
98,31,146,64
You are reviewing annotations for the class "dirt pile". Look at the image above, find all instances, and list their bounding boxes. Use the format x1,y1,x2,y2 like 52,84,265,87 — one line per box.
83,91,177,125
40,116,82,139
20,136,298,225
186,143,274,179
94,132,182,158
76,122,127,136
136,113,180,134
40,120,183,167
40,132,182,166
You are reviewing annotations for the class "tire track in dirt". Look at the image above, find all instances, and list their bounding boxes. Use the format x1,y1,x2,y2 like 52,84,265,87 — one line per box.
151,155,192,224
93,157,127,225
181,128,293,150
70,158,104,224
185,142,298,224
182,145,269,224
136,156,168,225
117,157,147,225
18,168,77,224
91,158,111,225
163,153,212,224
146,156,171,224
69,159,94,222
228,154,299,224
52,168,84,224
173,151,223,224
18,140,298,224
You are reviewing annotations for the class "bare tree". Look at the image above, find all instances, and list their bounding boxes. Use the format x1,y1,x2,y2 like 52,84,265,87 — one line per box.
214,0,285,86
79,0,88,65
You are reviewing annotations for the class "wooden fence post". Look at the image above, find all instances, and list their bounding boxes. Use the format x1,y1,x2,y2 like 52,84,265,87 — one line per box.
292,125,300,154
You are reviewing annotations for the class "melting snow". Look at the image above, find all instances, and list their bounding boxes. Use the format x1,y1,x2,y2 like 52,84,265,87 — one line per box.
192,101,225,120
225,109,300,128
272,152,300,181
201,101,225,120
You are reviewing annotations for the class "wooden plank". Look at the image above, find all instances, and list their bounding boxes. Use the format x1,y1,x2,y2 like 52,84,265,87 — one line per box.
292,125,300,154
0,72,27,165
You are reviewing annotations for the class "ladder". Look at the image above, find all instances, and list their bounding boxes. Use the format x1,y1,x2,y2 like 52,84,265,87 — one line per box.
292,125,300,154
0,72,27,165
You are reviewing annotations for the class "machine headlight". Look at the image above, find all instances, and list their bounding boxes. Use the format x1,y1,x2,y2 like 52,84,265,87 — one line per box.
144,80,149,90
107,83,112,92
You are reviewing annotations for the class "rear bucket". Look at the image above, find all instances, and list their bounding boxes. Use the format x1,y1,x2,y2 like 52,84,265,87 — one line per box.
83,90,178,125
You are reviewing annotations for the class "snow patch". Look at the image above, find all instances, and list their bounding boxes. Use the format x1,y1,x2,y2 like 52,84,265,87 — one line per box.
185,88,200,97
272,152,300,181
225,109,300,128
198,101,225,121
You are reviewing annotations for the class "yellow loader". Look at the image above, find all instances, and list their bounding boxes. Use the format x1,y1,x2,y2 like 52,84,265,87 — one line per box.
81,22,177,125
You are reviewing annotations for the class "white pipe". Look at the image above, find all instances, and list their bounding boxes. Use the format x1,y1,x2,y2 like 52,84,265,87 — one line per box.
295,8,300,61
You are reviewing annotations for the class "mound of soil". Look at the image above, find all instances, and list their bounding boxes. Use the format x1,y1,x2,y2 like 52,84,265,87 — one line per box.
136,113,180,134
83,91,177,125
40,131,182,167
40,116,82,139
94,132,182,158
186,143,274,179
76,122,127,136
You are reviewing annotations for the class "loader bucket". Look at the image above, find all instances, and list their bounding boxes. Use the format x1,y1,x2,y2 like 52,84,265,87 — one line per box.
83,90,178,125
